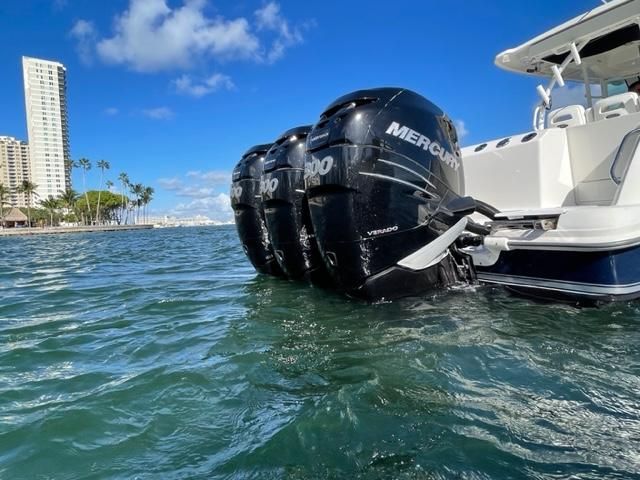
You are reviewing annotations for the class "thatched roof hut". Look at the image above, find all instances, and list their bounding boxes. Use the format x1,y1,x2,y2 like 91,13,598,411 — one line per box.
3,207,28,227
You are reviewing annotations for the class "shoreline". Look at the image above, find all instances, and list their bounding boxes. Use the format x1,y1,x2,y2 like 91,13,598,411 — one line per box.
0,224,153,237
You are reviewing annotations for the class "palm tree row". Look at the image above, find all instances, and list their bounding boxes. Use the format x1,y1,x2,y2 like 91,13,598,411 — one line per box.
126,182,155,225
72,158,154,225
6,186,141,227
0,159,154,228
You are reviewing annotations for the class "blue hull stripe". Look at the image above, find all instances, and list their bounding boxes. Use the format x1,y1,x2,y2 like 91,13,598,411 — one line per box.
476,245,640,298
477,272,640,296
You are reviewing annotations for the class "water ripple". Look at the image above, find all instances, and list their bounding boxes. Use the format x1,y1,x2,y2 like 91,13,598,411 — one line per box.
1,226,640,479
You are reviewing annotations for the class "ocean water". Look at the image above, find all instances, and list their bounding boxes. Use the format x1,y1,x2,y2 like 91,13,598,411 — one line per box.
1,225,639,479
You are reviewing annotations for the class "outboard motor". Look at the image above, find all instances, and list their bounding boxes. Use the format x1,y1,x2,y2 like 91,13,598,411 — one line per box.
305,87,476,300
231,144,284,276
261,126,332,286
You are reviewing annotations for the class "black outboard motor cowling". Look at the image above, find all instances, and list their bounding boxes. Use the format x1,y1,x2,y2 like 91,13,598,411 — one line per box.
305,87,475,300
231,144,284,276
261,126,331,285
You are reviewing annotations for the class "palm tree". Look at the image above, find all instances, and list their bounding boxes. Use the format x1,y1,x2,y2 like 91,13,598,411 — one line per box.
40,195,59,227
17,180,38,228
58,188,80,225
0,183,11,227
77,158,92,224
106,180,114,191
95,159,110,225
58,188,79,224
118,172,129,225
141,186,154,223
131,183,144,224
125,200,134,226
59,188,78,209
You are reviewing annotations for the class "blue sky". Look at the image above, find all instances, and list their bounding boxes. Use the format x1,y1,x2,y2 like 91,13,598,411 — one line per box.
0,0,597,220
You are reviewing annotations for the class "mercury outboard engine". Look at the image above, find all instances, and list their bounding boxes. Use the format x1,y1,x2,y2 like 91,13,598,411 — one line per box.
231,144,284,276
261,126,332,286
305,87,476,300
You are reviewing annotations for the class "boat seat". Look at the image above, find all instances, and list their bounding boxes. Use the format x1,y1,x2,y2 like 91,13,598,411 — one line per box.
593,92,639,121
548,105,586,128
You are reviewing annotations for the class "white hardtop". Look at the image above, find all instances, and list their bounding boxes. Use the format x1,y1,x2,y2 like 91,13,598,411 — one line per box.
496,0,640,82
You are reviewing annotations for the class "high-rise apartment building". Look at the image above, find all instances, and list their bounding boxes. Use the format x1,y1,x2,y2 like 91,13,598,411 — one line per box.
22,56,71,200
0,136,31,207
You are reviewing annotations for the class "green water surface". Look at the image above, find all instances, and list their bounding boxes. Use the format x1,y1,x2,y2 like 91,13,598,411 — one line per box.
1,226,639,479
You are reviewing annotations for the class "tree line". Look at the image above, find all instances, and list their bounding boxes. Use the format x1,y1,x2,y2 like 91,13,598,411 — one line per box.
0,158,154,228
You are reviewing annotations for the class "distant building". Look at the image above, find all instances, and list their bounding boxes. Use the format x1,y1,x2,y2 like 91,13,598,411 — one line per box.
22,56,71,200
146,214,232,227
0,136,31,207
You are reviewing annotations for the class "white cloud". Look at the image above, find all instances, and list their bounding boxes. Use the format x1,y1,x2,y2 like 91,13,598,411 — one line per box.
173,73,235,97
70,1,307,72
180,186,215,197
255,1,303,63
454,119,469,139
158,170,232,219
255,2,281,30
158,177,183,189
69,19,97,64
93,0,260,72
142,106,174,119
159,171,228,197
104,107,119,115
170,193,233,221
70,19,95,37
185,170,230,184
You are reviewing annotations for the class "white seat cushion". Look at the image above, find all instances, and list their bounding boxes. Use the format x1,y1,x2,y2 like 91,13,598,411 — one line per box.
548,105,586,128
593,92,639,121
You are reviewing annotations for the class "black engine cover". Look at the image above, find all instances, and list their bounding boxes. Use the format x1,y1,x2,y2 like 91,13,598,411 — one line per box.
305,87,471,300
261,126,331,286
230,144,283,276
